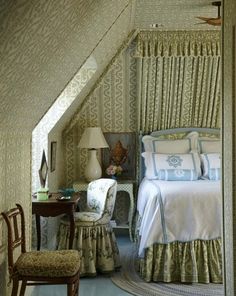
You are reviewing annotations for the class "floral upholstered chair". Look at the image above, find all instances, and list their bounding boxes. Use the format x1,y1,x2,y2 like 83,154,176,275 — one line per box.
57,178,120,276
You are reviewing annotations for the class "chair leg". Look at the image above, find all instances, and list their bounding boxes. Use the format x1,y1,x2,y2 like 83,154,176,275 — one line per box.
11,278,19,296
20,280,27,296
75,279,79,296
67,283,73,296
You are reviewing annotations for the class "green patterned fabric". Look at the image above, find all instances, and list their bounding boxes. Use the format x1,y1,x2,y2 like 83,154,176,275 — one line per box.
57,223,120,277
136,31,221,133
138,239,222,283
135,31,220,57
15,250,80,277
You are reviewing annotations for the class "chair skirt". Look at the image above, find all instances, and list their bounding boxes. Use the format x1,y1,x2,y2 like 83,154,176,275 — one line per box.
57,223,121,276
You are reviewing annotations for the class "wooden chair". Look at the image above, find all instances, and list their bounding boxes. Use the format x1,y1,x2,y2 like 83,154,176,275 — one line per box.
1,203,80,296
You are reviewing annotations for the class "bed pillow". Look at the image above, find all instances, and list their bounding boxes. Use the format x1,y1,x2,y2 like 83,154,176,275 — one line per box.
142,132,198,153
198,139,220,153
200,153,221,180
142,152,201,181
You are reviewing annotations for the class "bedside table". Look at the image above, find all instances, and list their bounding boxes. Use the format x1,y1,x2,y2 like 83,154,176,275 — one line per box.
73,179,135,241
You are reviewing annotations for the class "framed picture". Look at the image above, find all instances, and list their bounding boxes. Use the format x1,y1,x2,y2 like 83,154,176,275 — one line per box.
50,141,57,172
102,132,137,180
39,150,48,187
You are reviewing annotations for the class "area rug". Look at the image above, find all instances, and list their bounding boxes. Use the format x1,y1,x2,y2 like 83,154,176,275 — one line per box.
111,243,224,296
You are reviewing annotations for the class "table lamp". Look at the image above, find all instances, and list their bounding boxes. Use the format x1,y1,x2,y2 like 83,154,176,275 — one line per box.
78,127,109,182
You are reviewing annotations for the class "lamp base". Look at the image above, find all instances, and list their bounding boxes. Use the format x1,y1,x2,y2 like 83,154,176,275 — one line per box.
85,149,102,182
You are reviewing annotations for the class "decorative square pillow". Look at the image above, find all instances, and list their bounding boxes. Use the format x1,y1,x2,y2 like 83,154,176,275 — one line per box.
142,132,198,153
142,152,201,181
200,153,221,180
198,139,220,153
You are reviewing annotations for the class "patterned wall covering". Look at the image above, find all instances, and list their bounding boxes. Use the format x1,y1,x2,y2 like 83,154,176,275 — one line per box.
0,1,133,293
0,132,31,296
48,7,135,192
32,63,96,194
64,42,137,186
0,0,131,132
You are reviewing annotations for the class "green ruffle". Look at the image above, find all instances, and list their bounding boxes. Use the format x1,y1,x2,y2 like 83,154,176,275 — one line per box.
57,223,120,277
138,239,222,283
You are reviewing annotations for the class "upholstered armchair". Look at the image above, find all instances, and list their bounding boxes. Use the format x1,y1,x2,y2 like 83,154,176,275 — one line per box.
57,178,121,276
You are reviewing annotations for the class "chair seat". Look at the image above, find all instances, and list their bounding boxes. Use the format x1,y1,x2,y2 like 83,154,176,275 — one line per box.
74,212,101,222
62,212,103,227
15,250,80,277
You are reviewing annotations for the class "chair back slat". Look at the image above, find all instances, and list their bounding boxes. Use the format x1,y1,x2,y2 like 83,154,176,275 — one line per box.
1,204,26,276
13,214,20,241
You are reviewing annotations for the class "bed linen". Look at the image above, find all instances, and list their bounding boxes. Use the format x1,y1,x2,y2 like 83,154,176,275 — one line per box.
137,178,221,257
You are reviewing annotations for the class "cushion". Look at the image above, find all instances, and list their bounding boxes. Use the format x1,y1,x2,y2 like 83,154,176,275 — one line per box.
198,139,221,153
16,250,80,277
142,152,201,181
200,153,221,180
142,131,198,153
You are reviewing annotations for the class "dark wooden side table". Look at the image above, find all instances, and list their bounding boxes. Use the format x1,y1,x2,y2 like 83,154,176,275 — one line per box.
32,193,80,250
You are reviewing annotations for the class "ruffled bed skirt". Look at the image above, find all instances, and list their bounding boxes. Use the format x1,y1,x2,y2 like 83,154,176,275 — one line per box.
57,223,121,277
138,239,222,283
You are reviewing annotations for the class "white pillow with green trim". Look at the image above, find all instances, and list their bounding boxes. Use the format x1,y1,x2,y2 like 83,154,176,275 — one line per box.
200,153,221,180
142,152,201,181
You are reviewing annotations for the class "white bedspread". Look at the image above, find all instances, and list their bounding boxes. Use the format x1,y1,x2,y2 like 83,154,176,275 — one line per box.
137,178,221,256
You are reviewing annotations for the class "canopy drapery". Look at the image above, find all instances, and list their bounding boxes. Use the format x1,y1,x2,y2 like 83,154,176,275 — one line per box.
136,30,221,133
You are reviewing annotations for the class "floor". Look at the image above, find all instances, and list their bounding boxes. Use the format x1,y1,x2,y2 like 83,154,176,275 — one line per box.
26,234,132,296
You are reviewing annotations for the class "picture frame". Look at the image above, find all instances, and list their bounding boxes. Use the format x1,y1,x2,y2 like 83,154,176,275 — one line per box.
101,132,136,180
50,141,57,172
38,150,48,188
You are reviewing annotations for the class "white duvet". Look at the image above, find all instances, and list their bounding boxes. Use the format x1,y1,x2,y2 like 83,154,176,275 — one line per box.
137,178,221,256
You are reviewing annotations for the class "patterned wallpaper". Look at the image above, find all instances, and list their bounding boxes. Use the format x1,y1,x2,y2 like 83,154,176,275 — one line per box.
0,132,31,296
64,42,137,186
0,0,131,132
0,1,133,294
32,63,96,194
48,4,135,192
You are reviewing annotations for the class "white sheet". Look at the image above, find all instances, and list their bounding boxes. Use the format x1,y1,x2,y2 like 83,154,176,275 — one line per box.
137,178,221,256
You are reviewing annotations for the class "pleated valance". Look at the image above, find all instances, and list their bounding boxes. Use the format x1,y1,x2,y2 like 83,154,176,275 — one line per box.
135,30,221,57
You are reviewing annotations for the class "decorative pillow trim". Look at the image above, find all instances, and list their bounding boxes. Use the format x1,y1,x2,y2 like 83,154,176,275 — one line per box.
209,168,221,181
142,152,201,181
200,153,221,180
158,169,198,181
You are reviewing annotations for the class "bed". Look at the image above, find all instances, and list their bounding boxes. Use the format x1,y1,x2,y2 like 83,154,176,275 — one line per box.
136,127,222,283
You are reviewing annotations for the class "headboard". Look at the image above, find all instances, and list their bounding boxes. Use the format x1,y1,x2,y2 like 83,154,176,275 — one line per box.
139,127,220,184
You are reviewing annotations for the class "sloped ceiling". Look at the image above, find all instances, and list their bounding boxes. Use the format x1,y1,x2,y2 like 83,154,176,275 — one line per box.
0,0,221,132
0,0,132,131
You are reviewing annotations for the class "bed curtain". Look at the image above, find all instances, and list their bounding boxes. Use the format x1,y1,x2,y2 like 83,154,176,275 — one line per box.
138,239,222,283
135,30,221,133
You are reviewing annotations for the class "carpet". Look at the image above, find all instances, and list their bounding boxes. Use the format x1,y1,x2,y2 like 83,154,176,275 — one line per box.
111,243,224,296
